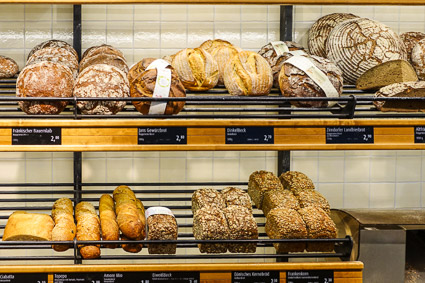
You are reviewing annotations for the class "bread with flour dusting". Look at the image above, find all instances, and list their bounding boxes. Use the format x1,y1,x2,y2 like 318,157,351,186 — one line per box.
27,47,79,78
27,39,78,61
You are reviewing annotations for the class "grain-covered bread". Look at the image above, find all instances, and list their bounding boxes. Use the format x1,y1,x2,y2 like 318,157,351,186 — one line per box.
356,59,418,90
326,18,407,85
248,170,283,209
265,208,307,253
192,188,226,215
75,202,101,259
262,189,300,217
411,38,425,80
223,205,258,253
279,171,315,194
99,194,119,249
220,187,252,211
308,13,359,58
211,45,240,85
374,81,425,112
171,48,219,91
193,207,229,253
296,189,330,215
400,32,425,63
16,61,74,115
51,198,76,251
26,47,79,78
27,39,78,61
0,55,19,78
82,44,124,61
258,41,305,68
278,54,343,108
224,51,273,96
79,53,129,74
298,207,337,252
3,211,54,241
130,59,186,115
199,39,233,54
146,207,178,254
74,64,129,115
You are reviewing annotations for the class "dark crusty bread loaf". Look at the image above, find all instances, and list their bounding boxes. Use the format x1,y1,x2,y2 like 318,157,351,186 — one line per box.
3,211,54,241
258,41,305,69
51,198,76,252
193,207,229,253
374,81,425,112
262,188,300,217
400,32,425,63
0,55,19,78
75,202,101,259
221,187,252,211
27,39,78,61
82,44,124,61
248,170,283,209
128,58,155,84
192,188,226,215
99,194,119,248
79,53,129,74
146,206,178,254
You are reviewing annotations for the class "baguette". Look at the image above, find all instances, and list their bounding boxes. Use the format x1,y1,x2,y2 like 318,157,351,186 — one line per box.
75,202,101,259
122,198,146,253
99,194,119,248
51,198,76,252
113,185,143,239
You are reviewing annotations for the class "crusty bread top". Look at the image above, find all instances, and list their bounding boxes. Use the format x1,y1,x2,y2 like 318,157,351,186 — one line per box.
3,211,54,241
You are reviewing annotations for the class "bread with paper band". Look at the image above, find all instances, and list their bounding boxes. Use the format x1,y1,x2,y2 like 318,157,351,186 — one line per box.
258,41,306,69
130,58,186,115
278,54,343,108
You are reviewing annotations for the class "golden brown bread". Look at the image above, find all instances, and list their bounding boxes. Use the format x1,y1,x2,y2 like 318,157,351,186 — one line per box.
113,185,144,240
0,55,19,78
211,45,240,85
75,202,101,259
99,194,119,248
122,198,146,253
51,198,76,252
199,39,233,54
128,58,155,84
3,211,54,241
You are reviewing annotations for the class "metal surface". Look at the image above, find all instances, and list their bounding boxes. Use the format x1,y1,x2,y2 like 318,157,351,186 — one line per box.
332,209,425,226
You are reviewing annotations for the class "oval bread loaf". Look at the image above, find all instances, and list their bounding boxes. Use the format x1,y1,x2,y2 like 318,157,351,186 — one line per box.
3,211,54,241
82,44,124,61
75,202,101,259
27,47,79,78
122,199,146,253
27,39,78,61
211,45,240,86
51,198,76,252
0,55,19,78
99,194,119,249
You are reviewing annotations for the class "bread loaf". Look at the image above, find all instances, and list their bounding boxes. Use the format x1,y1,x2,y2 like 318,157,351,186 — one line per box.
75,202,101,259
400,32,425,63
0,55,19,78
211,45,240,85
162,54,175,64
374,81,425,112
265,208,307,253
199,39,233,54
128,58,155,84
193,207,229,253
28,39,78,61
130,59,186,115
278,54,343,108
308,13,359,58
326,18,407,84
223,205,258,253
146,207,178,254
356,59,418,90
3,211,54,241
82,44,124,61
16,61,74,115
279,171,315,194
220,187,252,211
51,198,76,251
99,194,119,248
298,207,337,252
411,38,425,80
262,189,299,217
74,64,129,115
113,185,144,240
192,188,226,215
224,51,273,96
296,189,330,215
26,47,79,78
121,198,146,253
248,170,283,209
258,41,305,68
79,53,129,74
171,48,219,91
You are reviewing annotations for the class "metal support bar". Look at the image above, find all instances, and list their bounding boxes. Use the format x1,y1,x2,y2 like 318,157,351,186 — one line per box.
280,5,293,41
73,5,82,59
73,151,82,264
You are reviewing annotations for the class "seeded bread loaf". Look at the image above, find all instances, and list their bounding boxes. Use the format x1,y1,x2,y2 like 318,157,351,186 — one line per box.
279,171,315,194
28,39,78,61
262,189,300,217
223,205,258,253
3,211,54,241
296,189,330,215
356,59,418,90
374,81,425,112
192,188,226,215
51,198,76,251
99,194,119,248
193,207,229,253
146,207,178,254
75,202,101,259
248,170,283,209
0,55,19,78
27,47,79,78
221,187,252,211
400,32,425,63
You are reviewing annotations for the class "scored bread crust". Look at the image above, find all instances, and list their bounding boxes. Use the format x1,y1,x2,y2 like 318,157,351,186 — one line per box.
411,38,425,80
27,46,79,78
99,194,119,249
51,198,76,252
128,58,156,85
75,202,101,259
258,41,305,68
374,81,425,112
223,51,273,96
27,39,78,61
0,55,19,78
79,53,129,74
82,44,125,61
3,211,54,241
400,32,425,63
211,45,240,85
199,39,233,54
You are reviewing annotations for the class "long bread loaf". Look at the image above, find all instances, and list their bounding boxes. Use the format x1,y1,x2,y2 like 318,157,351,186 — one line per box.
99,194,119,248
122,198,146,253
51,198,76,252
75,202,101,259
113,185,143,240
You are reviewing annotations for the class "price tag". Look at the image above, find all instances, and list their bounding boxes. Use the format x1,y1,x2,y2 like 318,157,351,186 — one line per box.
232,271,279,283
103,272,200,282
286,270,333,283
326,126,374,144
138,127,187,145
226,127,274,144
53,273,103,283
0,274,48,283
12,127,61,145
415,126,425,143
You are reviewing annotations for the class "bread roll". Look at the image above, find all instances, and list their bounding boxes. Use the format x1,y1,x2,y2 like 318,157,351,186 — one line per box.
278,54,343,108
16,61,74,115
3,211,54,241
193,207,229,253
308,13,359,58
27,47,79,78
400,32,425,63
74,64,129,115
146,207,178,254
82,44,124,61
224,51,272,96
122,198,146,253
247,170,283,209
99,194,119,248
113,185,144,240
326,18,407,84
258,41,305,68
28,39,78,61
0,55,19,78
192,188,226,215
130,59,186,115
171,48,219,91
75,202,101,259
262,189,299,217
199,39,233,54
374,81,425,112
51,198,76,251
79,53,129,74
220,187,252,211
279,171,315,194
211,45,240,85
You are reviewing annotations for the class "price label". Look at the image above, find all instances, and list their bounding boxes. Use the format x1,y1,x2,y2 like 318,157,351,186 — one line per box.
0,274,48,283
226,127,274,144
415,126,425,143
232,271,279,283
12,127,61,145
286,270,333,283
53,273,103,283
104,272,200,282
326,126,374,144
138,127,187,145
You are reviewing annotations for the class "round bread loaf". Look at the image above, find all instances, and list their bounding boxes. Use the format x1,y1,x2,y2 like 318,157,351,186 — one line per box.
410,38,425,80
0,55,19,78
79,53,129,74
308,13,359,58
278,55,343,108
130,59,186,115
271,52,307,88
27,39,78,61
224,51,272,96
74,64,129,115
27,47,79,78
400,32,425,63
211,45,241,85
199,39,233,54
326,18,407,85
258,41,305,68
128,58,156,85
16,61,74,115
171,48,219,91
81,44,125,61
